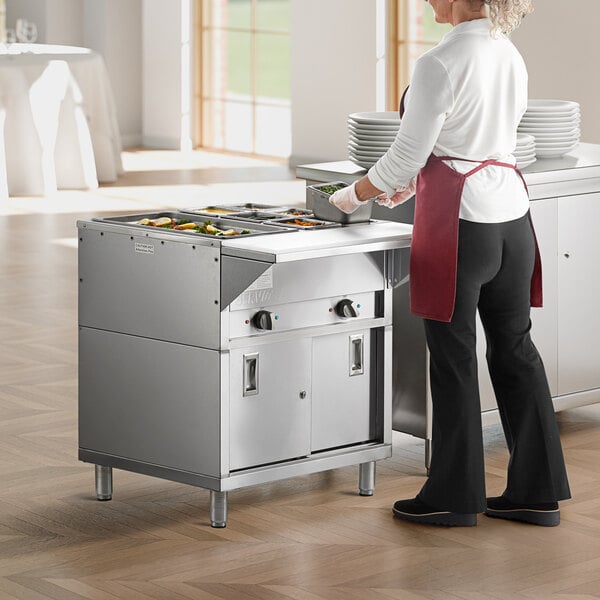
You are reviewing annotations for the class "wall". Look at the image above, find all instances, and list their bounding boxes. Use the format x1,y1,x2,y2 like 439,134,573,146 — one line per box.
6,0,48,41
289,0,383,166
83,0,142,147
510,1,599,143
6,0,84,47
46,0,83,46
142,0,193,150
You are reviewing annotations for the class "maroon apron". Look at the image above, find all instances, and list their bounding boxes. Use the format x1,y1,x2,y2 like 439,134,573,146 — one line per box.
409,153,543,322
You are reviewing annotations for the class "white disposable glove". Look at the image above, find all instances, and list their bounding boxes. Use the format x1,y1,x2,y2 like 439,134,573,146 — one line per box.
375,177,417,208
329,182,369,214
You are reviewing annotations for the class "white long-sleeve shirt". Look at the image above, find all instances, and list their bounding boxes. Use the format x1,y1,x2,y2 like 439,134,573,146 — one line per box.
368,18,530,223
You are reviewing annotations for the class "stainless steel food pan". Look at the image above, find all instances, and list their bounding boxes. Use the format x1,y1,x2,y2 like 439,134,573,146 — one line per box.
268,207,314,217
308,182,372,224
231,211,282,221
227,202,277,211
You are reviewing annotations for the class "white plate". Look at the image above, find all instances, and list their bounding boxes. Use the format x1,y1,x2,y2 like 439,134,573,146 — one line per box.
517,153,537,163
349,157,375,169
519,126,580,135
526,129,580,139
520,115,580,124
535,148,576,158
515,145,536,153
348,147,390,156
349,135,394,145
523,109,580,119
516,133,535,143
348,152,386,161
520,120,580,128
349,149,386,159
534,143,578,152
513,147,536,154
350,133,397,143
348,124,400,134
516,136,536,144
348,119,399,128
532,137,580,146
519,132,578,140
348,140,393,150
514,153,536,162
517,157,537,169
349,111,400,125
526,99,580,112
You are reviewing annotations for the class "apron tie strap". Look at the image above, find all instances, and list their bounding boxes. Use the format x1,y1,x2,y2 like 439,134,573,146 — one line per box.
434,155,518,178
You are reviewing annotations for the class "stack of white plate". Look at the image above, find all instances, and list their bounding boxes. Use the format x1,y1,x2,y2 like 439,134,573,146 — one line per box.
513,133,536,169
348,111,400,169
518,100,580,158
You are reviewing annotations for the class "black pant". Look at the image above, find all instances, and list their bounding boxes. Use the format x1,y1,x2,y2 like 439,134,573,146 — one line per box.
417,213,571,514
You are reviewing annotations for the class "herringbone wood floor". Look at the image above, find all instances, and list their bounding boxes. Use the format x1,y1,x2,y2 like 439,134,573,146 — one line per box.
1,150,599,600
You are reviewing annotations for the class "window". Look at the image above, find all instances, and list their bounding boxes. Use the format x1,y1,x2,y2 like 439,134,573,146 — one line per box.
387,0,449,111
196,0,291,157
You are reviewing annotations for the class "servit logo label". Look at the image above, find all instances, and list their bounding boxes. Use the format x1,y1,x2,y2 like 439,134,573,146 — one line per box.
134,242,155,255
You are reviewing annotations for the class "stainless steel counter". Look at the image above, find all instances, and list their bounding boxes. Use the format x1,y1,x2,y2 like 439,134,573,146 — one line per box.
222,221,412,263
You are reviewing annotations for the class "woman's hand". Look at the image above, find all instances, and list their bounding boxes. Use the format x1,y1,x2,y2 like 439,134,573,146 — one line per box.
329,182,367,214
328,175,386,214
375,177,417,208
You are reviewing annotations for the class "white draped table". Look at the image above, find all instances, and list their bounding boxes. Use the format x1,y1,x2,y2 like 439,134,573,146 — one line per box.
0,43,123,197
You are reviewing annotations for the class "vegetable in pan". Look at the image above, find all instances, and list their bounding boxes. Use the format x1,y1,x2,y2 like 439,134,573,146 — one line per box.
134,217,251,236
318,183,347,195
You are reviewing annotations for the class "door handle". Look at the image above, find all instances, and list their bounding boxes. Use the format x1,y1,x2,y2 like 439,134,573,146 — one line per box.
243,353,259,396
349,334,364,376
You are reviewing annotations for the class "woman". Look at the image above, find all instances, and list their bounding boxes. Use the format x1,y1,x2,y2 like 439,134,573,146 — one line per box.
330,0,571,527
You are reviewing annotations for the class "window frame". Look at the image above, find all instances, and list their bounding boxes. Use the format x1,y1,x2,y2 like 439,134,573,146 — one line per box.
193,0,291,157
387,0,448,113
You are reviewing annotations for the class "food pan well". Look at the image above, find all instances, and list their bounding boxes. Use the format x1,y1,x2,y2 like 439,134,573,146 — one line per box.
92,212,293,238
270,216,341,230
227,202,278,211
233,211,282,221
269,207,314,217
308,181,372,224
180,206,244,216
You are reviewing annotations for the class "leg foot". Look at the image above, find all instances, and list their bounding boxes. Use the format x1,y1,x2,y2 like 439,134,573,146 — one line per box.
95,465,112,501
210,490,227,528
358,461,376,496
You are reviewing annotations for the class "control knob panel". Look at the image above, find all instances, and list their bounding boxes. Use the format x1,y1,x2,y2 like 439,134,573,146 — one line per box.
334,298,358,318
252,310,274,330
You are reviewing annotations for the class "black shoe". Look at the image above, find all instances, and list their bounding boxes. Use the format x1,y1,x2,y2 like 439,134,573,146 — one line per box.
485,495,560,527
392,497,477,527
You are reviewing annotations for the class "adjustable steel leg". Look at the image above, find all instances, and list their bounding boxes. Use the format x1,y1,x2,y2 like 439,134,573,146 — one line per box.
95,465,112,501
210,490,227,528
358,461,376,496
425,438,432,475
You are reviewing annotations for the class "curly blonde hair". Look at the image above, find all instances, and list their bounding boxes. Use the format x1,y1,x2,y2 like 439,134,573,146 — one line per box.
484,0,534,36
